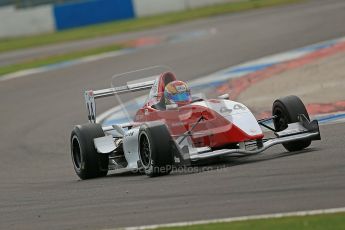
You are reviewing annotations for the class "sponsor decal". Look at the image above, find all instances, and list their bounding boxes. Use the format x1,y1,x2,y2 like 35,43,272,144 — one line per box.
233,104,246,111
176,85,187,92
125,130,134,137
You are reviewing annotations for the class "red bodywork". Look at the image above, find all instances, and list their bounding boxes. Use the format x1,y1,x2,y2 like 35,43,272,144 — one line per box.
134,72,263,148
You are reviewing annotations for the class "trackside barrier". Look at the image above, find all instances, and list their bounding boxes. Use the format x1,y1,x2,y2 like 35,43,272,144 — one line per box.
0,0,239,37
53,0,135,30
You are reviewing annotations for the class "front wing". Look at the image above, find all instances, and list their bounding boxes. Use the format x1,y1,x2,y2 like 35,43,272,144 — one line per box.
174,116,321,163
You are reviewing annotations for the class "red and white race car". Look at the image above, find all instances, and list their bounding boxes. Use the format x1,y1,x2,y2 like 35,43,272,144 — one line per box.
70,67,321,179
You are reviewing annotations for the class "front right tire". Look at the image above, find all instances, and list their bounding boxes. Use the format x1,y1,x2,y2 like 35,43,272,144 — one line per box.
272,95,311,152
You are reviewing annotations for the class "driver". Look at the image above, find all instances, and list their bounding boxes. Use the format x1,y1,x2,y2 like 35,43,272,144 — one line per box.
164,80,192,106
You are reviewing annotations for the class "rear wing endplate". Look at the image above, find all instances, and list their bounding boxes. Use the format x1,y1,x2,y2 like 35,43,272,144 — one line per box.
84,80,154,123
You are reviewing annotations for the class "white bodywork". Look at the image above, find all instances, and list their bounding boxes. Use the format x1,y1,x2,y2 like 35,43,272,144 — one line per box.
192,99,263,136
94,135,116,154
122,128,141,169
94,98,263,171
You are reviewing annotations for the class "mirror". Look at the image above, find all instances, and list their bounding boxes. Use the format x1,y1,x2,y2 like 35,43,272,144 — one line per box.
218,93,230,100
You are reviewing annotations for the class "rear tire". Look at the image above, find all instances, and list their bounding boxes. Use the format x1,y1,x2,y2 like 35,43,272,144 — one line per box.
139,122,174,177
70,123,109,180
273,95,311,152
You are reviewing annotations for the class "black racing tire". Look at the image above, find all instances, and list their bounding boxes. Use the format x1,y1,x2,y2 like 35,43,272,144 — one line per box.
138,122,174,177
70,123,109,180
273,95,311,152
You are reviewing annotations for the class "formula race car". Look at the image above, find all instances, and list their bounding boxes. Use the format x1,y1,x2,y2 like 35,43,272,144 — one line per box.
70,67,321,179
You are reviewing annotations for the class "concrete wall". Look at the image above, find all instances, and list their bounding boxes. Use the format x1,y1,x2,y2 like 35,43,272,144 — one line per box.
0,5,54,38
186,0,238,9
133,0,186,17
133,0,239,17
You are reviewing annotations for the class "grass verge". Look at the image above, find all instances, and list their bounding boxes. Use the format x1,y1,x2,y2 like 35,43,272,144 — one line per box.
0,44,123,76
0,0,304,53
158,212,345,230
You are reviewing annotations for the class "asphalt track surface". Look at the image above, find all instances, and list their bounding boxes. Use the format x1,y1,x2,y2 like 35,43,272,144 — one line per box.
1,0,345,229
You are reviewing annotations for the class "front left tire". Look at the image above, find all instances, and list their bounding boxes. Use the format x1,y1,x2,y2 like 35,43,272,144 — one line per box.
138,122,174,177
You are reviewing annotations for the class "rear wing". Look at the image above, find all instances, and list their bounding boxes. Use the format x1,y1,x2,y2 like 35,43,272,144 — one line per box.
84,80,155,123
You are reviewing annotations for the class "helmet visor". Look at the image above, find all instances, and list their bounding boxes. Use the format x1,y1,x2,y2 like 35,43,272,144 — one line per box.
170,92,191,102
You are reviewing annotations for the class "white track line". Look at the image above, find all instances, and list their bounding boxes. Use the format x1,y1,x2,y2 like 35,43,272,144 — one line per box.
111,207,345,230
0,49,132,82
1,35,344,83
0,29,216,82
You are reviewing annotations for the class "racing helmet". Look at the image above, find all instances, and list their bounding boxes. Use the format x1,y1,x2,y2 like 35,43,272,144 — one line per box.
164,80,192,106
